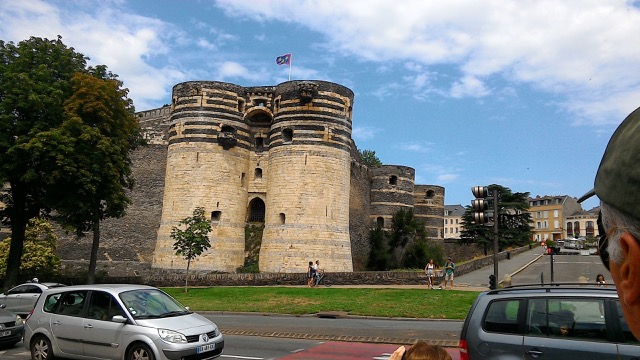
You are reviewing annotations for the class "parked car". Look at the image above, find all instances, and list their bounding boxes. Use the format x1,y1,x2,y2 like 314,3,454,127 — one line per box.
24,284,224,360
0,281,65,318
0,304,24,348
459,284,639,360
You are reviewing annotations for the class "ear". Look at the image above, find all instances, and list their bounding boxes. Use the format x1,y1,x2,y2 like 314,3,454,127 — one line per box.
617,232,640,307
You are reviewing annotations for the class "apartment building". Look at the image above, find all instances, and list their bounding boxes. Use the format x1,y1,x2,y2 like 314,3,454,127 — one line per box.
564,207,600,239
444,204,466,239
528,195,582,242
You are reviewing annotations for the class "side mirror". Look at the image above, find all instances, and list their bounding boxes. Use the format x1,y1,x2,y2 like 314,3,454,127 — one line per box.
111,315,128,323
0,304,5,309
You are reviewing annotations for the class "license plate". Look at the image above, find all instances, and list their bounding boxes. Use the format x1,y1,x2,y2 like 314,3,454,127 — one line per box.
197,343,216,354
0,330,11,337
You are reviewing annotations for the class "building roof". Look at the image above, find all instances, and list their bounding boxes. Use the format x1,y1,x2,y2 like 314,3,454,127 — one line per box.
444,204,466,217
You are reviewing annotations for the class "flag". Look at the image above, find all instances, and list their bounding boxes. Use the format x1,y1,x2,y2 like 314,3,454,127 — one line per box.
276,53,291,66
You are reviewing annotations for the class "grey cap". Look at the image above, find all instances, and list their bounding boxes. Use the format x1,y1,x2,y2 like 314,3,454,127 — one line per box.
578,106,640,222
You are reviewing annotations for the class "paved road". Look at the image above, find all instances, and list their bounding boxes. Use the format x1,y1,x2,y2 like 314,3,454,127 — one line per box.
455,246,545,287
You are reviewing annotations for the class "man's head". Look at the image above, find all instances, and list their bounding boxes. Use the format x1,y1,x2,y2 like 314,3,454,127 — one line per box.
579,106,640,340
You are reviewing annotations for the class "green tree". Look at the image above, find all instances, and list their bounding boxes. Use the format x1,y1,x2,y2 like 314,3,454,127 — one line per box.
367,227,389,270
388,208,423,267
0,36,88,288
358,149,382,168
171,207,213,292
459,184,532,254
0,218,60,280
25,70,143,284
401,237,445,269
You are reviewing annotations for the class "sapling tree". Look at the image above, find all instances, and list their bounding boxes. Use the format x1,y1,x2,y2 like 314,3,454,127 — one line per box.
171,207,212,292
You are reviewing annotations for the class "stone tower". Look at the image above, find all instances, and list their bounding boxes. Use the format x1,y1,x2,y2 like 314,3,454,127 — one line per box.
152,80,354,273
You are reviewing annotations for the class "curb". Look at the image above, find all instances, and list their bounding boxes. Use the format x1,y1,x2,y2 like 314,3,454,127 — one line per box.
220,329,459,348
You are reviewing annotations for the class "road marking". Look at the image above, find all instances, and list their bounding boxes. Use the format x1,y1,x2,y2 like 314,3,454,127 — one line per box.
291,349,305,353
220,355,263,359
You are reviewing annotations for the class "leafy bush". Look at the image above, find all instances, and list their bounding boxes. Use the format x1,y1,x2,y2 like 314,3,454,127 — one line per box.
0,218,60,279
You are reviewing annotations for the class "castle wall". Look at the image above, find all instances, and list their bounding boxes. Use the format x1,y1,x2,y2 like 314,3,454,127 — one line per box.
260,81,354,273
57,144,168,264
370,165,416,229
153,82,249,272
414,185,445,238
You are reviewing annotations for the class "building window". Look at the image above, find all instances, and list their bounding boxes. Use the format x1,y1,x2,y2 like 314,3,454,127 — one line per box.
279,213,286,225
255,137,264,150
543,211,548,218
248,198,265,223
554,220,559,229
553,210,559,218
238,99,245,112
426,190,435,199
282,128,293,142
376,217,384,228
389,175,398,186
445,228,448,234
455,219,459,224
445,219,448,225
255,168,263,179
211,211,221,223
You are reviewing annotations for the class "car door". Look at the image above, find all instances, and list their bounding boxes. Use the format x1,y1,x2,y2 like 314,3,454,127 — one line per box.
1,285,33,314
49,290,88,358
613,300,640,360
473,299,525,359
522,298,618,360
82,291,128,359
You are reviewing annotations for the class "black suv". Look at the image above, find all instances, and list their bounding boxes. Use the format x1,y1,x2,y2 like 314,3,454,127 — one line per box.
459,285,639,360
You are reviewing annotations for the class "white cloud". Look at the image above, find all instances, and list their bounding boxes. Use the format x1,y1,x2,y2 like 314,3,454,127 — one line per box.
214,0,640,126
352,126,381,141
396,142,434,154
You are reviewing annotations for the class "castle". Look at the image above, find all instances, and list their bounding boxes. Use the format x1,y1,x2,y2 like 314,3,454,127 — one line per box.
56,80,445,273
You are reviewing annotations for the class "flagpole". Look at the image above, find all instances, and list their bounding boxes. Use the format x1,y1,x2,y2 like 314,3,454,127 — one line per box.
288,53,292,81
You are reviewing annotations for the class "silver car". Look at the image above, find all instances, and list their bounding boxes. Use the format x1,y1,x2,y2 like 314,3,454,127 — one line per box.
0,281,65,318
0,304,24,348
459,284,639,360
24,284,224,360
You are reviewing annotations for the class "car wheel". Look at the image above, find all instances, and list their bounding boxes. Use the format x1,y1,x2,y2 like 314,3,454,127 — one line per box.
127,343,155,360
30,335,54,360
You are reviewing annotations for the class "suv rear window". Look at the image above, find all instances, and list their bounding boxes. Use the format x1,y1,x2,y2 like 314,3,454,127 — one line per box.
484,299,521,334
527,298,607,340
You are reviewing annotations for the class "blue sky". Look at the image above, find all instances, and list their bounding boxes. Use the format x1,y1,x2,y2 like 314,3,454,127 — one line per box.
3,0,640,210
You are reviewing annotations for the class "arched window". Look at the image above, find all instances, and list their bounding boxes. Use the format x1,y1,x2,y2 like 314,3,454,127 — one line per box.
211,211,221,224
255,168,263,179
426,190,435,199
566,222,573,237
279,213,286,224
248,198,265,223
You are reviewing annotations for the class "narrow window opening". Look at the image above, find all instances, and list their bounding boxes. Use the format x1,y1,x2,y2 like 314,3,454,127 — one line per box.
279,213,286,225
238,99,245,112
376,217,384,228
426,190,435,199
282,128,293,143
211,211,222,223
389,176,398,186
241,173,246,187
255,137,264,150
255,168,263,179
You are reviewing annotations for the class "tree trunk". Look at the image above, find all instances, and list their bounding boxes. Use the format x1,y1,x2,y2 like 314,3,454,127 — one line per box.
185,259,191,293
86,211,101,285
4,184,28,288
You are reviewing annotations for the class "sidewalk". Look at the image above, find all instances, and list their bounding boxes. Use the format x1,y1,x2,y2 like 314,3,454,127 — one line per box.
454,245,544,288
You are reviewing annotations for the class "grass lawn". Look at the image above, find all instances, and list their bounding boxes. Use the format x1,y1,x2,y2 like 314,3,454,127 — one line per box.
163,287,481,319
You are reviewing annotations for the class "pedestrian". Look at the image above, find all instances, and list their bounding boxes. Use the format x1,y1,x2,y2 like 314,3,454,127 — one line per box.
443,257,455,289
313,260,324,286
307,261,315,287
578,106,640,340
388,341,452,360
595,273,606,287
425,259,435,289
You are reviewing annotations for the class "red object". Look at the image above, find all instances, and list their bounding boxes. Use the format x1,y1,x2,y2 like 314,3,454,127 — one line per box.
458,339,469,360
547,247,552,254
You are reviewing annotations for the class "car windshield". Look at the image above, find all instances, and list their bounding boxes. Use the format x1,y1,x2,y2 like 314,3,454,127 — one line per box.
119,289,190,319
